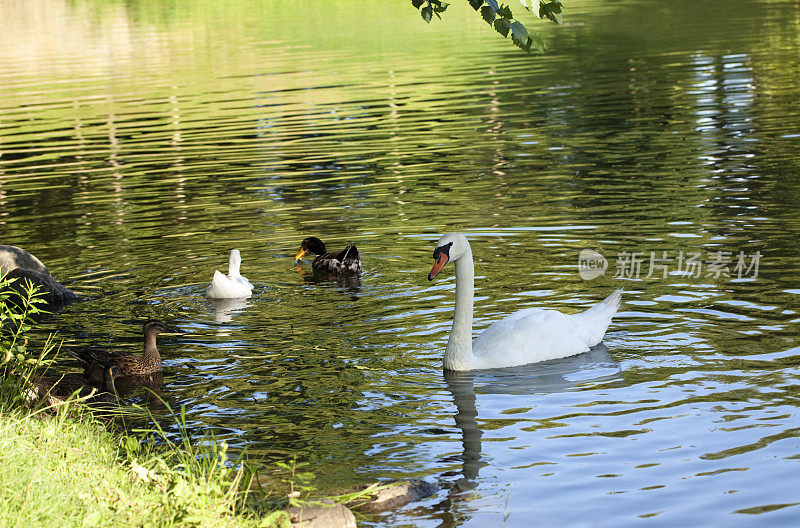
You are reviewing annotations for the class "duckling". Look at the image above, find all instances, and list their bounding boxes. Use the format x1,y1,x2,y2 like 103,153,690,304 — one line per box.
206,249,253,299
0,245,77,307
73,320,178,385
294,237,361,274
25,365,118,407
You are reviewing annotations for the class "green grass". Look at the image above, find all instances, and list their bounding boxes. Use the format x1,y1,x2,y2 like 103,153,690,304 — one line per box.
0,406,280,528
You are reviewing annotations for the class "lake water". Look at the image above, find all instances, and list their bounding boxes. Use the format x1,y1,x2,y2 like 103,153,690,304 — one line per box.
2,0,800,525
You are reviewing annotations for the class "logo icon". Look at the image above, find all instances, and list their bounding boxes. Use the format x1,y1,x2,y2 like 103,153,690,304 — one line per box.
579,249,607,280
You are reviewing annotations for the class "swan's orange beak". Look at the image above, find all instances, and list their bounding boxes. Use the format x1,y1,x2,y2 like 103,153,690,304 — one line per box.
428,253,449,281
295,248,308,261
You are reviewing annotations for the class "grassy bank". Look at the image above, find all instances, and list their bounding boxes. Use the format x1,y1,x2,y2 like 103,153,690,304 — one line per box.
0,407,270,528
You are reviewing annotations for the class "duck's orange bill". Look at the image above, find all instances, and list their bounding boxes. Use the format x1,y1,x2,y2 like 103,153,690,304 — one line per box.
428,253,449,281
295,249,308,261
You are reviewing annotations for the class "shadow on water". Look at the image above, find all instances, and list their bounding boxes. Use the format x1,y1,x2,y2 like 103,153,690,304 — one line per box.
294,264,362,298
442,344,622,488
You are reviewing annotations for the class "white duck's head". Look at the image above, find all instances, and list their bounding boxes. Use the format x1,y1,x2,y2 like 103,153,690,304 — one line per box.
228,249,243,276
428,232,470,280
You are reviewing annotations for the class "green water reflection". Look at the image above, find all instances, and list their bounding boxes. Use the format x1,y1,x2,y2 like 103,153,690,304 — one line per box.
2,0,800,526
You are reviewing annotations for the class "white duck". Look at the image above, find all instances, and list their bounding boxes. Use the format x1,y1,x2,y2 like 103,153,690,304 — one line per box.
428,233,622,371
206,249,253,299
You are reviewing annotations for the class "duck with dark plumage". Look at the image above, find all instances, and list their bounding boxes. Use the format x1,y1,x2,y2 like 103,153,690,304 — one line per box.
294,237,361,275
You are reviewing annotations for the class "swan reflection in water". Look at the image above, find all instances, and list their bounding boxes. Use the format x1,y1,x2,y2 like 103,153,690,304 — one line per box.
433,344,623,521
207,296,250,324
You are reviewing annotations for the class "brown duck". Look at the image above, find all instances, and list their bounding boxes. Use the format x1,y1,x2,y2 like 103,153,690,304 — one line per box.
74,320,179,385
26,366,118,407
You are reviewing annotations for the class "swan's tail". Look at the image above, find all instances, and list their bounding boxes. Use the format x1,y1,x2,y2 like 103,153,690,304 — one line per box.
578,288,623,323
575,288,623,346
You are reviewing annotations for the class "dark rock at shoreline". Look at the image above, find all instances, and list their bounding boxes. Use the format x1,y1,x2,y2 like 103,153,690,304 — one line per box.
5,267,77,307
0,245,77,308
345,479,439,514
287,499,356,528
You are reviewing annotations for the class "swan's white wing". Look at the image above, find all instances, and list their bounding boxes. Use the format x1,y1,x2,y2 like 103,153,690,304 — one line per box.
471,289,622,369
206,270,228,298
472,309,592,368
206,270,252,299
236,275,254,289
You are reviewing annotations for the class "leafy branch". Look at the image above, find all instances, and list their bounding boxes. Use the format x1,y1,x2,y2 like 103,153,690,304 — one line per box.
412,0,563,53
412,0,450,23
1,275,49,369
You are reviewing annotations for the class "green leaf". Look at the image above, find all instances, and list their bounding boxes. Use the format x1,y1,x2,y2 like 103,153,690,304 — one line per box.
296,472,316,482
469,0,484,10
539,1,562,24
511,35,532,53
530,32,546,51
480,5,496,24
498,4,513,18
509,20,528,44
494,17,510,37
412,0,425,9
421,4,433,22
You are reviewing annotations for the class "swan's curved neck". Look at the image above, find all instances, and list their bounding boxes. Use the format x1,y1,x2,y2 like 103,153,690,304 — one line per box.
228,254,241,277
444,246,476,370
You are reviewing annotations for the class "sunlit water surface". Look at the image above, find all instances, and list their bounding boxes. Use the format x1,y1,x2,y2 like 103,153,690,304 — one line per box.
2,0,800,525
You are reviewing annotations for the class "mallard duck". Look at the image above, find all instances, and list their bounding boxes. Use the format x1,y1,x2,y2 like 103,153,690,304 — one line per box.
428,232,622,371
206,249,253,298
73,320,178,384
294,237,361,274
25,366,118,407
0,245,77,307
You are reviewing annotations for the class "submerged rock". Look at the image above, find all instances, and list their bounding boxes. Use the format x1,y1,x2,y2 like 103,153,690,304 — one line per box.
346,479,439,514
287,499,356,528
0,245,77,308
0,245,49,273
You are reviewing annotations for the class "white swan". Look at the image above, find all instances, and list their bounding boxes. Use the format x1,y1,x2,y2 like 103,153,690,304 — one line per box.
428,233,622,371
206,249,253,299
